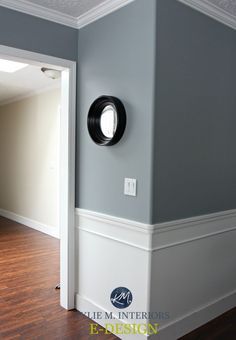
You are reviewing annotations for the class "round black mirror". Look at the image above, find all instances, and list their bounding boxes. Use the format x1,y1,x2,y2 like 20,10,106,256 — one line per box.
87,96,126,146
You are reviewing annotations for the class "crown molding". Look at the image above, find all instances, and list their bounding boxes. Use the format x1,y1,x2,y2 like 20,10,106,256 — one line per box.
178,0,236,30
0,0,136,30
1,0,236,31
76,0,135,29
0,0,78,28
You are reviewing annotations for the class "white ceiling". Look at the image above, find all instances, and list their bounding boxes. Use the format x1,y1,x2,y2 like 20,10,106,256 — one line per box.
22,0,236,20
26,0,107,18
207,0,236,16
0,63,60,106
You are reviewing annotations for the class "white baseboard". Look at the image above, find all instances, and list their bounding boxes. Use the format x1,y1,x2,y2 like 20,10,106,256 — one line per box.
76,294,147,340
0,208,59,239
76,291,236,340
155,290,236,340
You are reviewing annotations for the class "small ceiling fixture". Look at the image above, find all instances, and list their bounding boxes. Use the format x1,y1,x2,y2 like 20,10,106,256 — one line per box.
0,59,28,73
41,67,61,80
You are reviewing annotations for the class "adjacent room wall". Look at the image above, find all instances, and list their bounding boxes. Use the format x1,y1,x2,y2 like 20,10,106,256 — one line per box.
0,89,61,229
153,0,236,223
76,0,156,223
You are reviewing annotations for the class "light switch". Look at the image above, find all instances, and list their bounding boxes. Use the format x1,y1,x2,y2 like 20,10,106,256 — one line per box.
124,178,137,197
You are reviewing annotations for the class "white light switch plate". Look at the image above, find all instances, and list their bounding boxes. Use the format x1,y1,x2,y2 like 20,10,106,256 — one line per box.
124,178,137,196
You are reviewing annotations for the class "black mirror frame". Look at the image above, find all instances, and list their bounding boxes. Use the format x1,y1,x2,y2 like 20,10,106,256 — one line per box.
87,95,126,146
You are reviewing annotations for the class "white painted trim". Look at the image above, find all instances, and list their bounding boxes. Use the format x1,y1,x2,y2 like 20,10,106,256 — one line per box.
76,208,152,252
76,209,236,339
76,290,236,340
0,82,60,106
59,67,76,310
78,226,151,252
77,208,151,232
178,0,236,31
0,0,136,29
76,208,236,252
76,294,147,340
152,208,236,232
151,226,236,252
0,209,59,238
0,44,76,311
1,0,236,32
0,45,75,69
76,0,135,29
0,0,78,28
155,290,236,339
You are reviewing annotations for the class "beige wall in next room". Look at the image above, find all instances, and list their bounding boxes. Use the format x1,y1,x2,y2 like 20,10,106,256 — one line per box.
0,88,61,228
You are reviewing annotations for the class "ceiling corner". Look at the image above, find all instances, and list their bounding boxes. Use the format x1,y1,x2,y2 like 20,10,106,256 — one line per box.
178,0,236,30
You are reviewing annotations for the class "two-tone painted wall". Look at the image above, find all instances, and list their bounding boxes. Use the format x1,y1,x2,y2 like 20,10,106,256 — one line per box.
0,0,236,339
76,1,236,338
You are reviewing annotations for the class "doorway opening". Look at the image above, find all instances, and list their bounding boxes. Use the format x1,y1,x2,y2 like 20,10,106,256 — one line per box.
0,45,76,310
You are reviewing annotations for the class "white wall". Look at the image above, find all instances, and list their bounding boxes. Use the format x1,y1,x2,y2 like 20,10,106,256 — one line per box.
0,89,60,232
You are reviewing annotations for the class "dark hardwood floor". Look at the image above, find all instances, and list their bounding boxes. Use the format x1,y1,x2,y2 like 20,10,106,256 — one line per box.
0,217,116,339
0,216,235,339
180,308,236,340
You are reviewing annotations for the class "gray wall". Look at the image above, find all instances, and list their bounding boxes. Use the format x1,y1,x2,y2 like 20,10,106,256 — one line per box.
76,0,156,223
0,6,77,60
2,1,235,225
153,0,236,222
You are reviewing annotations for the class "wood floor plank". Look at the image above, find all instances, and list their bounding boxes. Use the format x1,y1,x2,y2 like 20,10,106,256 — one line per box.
180,307,236,339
